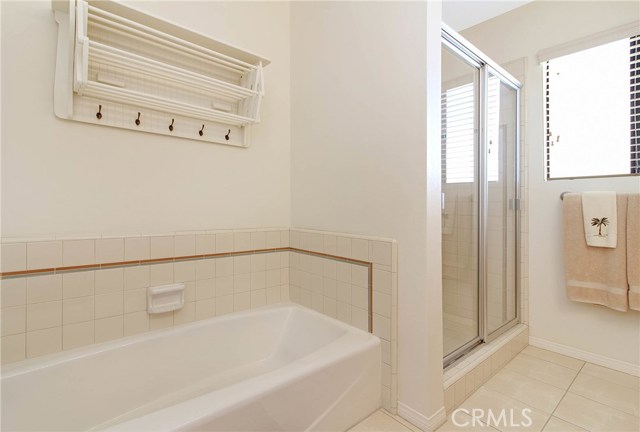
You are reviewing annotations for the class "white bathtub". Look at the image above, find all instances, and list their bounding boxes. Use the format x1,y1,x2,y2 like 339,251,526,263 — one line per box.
1,303,381,431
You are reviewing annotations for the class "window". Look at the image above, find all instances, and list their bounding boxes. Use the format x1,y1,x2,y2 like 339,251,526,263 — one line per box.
545,35,639,179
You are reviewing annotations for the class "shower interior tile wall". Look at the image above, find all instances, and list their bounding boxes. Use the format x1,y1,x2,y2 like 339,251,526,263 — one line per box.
442,182,478,355
442,180,517,336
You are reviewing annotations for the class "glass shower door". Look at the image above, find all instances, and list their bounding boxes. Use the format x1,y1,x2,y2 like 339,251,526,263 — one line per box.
441,44,481,360
441,28,521,366
485,72,519,336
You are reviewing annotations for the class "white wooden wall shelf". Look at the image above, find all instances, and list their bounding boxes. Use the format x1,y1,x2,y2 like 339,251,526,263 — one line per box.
51,0,270,147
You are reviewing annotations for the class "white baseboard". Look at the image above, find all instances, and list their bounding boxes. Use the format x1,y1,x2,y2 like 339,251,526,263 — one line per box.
397,402,446,431
529,336,640,377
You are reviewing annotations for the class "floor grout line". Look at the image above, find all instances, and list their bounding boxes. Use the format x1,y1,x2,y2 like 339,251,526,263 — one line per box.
563,389,640,419
500,355,581,392
517,351,584,372
546,415,588,432
543,362,586,431
566,363,640,417
482,366,566,414
473,352,582,432
576,367,640,393
520,347,586,368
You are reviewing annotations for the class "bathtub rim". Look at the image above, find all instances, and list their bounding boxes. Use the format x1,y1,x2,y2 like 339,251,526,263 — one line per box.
1,302,377,379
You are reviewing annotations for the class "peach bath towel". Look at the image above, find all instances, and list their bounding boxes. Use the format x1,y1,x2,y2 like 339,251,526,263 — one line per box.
563,193,628,312
628,194,640,311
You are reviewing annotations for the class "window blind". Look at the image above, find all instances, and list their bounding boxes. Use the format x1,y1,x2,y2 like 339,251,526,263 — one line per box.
441,83,500,184
441,84,476,184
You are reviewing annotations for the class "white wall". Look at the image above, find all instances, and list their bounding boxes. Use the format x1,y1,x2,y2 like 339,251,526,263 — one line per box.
1,1,291,238
462,1,640,367
291,1,445,424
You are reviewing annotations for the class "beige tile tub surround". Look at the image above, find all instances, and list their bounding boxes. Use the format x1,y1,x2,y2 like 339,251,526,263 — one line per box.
289,228,398,413
63,239,96,267
124,237,150,261
1,243,26,273
0,230,293,276
27,241,63,271
0,229,291,365
95,238,124,264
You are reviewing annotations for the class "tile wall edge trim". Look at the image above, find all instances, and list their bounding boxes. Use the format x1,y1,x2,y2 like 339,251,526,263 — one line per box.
1,247,374,278
0,248,290,278
1,247,375,333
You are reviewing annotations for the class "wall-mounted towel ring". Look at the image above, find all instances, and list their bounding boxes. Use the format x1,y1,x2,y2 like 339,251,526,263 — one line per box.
169,119,174,132
96,105,102,120
199,125,205,136
225,129,231,141
560,191,572,201
135,112,141,126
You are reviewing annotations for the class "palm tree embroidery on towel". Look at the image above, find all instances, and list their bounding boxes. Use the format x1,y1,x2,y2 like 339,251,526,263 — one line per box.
591,217,610,237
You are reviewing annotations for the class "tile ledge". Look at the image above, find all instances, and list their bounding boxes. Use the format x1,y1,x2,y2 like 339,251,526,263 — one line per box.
1,227,290,244
291,227,397,244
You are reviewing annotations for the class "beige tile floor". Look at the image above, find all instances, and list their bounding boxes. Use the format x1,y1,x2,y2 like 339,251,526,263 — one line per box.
351,346,640,432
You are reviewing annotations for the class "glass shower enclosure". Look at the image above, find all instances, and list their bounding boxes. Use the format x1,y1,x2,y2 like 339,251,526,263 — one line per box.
441,25,521,366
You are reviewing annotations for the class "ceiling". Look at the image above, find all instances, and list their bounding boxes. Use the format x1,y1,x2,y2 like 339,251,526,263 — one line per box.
442,0,534,31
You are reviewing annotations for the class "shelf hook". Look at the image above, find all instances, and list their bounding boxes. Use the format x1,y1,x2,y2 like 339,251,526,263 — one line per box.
199,124,205,136
169,119,175,132
135,112,141,126
225,129,231,141
96,105,102,120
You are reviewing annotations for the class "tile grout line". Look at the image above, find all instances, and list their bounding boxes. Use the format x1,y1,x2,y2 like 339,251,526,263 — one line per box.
560,363,640,419
561,388,640,421
481,366,560,414
508,351,584,391
470,352,581,431
518,350,583,373
574,367,640,392
544,361,587,431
